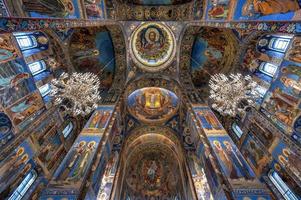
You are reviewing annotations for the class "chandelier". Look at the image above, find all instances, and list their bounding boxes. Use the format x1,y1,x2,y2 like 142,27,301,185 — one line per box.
50,72,101,116
209,73,260,116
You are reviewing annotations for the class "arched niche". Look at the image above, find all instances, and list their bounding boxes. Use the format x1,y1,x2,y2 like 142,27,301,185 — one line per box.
112,126,196,200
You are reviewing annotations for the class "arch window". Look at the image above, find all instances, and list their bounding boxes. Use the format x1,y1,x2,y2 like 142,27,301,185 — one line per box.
62,122,74,138
259,62,278,77
28,60,46,76
38,83,51,97
269,38,290,52
15,35,38,51
268,170,298,200
231,122,243,138
8,170,37,200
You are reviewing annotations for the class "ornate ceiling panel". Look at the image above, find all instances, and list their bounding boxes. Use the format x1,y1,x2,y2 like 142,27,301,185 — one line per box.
130,22,176,72
115,1,202,20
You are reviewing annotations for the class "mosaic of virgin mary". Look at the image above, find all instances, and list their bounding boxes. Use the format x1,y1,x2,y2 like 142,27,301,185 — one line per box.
135,25,170,61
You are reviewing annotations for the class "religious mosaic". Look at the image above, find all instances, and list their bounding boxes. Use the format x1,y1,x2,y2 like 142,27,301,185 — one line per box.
234,0,301,21
127,87,179,124
121,143,185,199
131,22,175,71
69,27,115,91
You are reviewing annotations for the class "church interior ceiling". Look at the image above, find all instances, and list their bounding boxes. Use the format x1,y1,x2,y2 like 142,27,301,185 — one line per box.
0,1,301,200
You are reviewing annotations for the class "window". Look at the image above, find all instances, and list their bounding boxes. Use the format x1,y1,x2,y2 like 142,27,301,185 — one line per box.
268,170,298,200
255,86,268,98
38,83,51,97
15,35,38,50
232,122,243,138
269,38,290,52
259,62,278,77
8,170,37,200
28,60,46,76
62,122,73,138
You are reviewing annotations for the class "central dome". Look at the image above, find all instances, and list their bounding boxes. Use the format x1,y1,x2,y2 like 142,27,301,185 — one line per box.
130,22,176,71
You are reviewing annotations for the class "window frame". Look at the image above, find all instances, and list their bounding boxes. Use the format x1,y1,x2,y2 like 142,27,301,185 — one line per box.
62,121,74,138
268,170,298,200
8,170,37,200
259,62,278,77
231,122,244,138
268,37,290,53
38,83,51,97
28,60,47,76
15,35,38,51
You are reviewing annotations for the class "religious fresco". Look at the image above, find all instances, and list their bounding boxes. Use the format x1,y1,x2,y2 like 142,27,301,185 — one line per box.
285,36,301,63
131,22,176,71
192,106,270,198
241,134,270,176
248,122,275,151
209,135,256,181
37,132,64,171
194,107,224,133
0,34,21,63
5,91,44,127
84,0,106,19
187,152,213,200
127,87,179,124
0,58,33,107
261,60,301,135
241,34,283,75
97,151,119,199
206,0,233,20
91,123,118,195
190,28,237,92
121,143,185,200
234,0,301,21
84,109,112,130
21,0,82,18
271,140,301,180
55,136,98,182
0,139,36,193
0,112,14,148
69,27,115,91
53,107,113,183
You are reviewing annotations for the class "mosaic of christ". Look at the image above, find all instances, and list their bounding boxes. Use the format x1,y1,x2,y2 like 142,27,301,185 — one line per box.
135,25,171,63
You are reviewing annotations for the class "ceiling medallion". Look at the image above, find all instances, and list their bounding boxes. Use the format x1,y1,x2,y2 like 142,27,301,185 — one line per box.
130,22,176,72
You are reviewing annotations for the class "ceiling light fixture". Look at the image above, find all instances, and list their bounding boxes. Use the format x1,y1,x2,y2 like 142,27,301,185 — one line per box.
209,73,260,116
50,72,101,116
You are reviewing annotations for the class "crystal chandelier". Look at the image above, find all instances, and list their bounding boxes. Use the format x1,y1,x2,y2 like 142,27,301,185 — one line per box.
50,72,101,116
209,73,260,116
